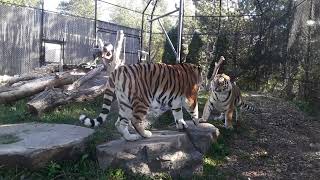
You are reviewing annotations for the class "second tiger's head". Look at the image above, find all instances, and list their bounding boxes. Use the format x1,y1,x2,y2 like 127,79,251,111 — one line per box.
211,73,231,93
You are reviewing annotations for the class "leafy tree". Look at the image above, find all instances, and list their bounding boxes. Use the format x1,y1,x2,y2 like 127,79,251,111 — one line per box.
108,0,144,29
2,0,39,7
58,0,94,18
206,32,229,79
162,25,178,64
186,30,203,65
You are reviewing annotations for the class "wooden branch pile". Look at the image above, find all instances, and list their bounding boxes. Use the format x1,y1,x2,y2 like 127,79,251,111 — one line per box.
0,30,125,115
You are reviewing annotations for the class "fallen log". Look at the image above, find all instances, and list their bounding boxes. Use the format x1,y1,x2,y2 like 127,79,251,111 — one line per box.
27,74,109,115
0,71,81,104
2,64,59,86
67,64,105,91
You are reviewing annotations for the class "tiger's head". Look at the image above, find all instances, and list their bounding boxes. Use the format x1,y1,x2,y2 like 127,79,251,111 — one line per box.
211,73,232,93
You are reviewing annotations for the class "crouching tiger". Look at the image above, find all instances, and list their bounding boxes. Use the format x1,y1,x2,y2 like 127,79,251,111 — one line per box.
80,63,202,141
201,56,256,129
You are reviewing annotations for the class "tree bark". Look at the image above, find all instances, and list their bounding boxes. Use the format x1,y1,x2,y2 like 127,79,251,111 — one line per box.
66,64,104,91
27,81,108,115
0,71,80,104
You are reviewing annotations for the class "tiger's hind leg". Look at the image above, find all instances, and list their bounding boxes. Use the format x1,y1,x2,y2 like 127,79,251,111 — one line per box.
115,116,141,141
130,99,152,138
115,100,141,141
172,99,188,129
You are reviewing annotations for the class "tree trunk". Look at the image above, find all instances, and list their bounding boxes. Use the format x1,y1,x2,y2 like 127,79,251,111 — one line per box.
0,71,80,104
27,81,108,115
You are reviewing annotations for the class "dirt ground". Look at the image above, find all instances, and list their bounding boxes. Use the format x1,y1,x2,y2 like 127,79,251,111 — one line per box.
217,94,320,179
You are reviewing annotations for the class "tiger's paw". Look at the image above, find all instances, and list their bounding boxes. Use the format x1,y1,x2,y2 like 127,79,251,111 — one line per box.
123,133,141,141
141,130,152,138
224,124,234,130
214,114,225,121
176,119,188,130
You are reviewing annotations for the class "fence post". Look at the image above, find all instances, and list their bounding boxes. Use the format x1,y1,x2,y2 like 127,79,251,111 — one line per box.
39,0,44,66
94,0,98,46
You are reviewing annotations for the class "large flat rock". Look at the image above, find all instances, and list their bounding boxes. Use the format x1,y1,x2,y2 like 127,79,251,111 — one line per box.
0,123,94,169
97,121,219,178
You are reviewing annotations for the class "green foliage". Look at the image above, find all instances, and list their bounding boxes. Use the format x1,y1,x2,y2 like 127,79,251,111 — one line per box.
106,168,126,180
292,100,318,116
162,26,178,64
186,31,203,65
0,134,21,144
108,0,143,29
206,33,230,80
58,0,95,18
1,0,39,7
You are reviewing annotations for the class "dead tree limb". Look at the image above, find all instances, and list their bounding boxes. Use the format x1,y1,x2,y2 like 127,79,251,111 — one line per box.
66,64,105,91
209,56,225,80
26,30,125,115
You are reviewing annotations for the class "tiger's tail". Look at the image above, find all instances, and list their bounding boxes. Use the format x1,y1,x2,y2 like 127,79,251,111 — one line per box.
238,102,257,113
79,72,116,127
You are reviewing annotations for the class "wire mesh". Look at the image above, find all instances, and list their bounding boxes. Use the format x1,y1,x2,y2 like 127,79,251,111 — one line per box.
0,0,140,75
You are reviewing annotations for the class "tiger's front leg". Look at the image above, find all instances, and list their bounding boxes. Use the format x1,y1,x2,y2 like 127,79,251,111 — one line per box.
224,109,234,129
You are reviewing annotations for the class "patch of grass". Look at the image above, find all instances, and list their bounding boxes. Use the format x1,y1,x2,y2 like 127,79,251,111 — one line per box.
0,133,21,144
0,96,124,179
292,100,318,116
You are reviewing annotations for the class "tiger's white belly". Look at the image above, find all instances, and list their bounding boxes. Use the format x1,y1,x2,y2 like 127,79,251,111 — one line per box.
147,99,171,118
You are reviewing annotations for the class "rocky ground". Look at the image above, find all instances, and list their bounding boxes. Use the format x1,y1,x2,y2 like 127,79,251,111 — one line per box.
215,94,320,179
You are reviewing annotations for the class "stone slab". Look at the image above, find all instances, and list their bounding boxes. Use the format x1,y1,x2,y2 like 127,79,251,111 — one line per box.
96,121,219,177
0,123,94,169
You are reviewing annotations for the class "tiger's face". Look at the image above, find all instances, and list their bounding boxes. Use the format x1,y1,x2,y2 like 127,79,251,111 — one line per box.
211,73,231,93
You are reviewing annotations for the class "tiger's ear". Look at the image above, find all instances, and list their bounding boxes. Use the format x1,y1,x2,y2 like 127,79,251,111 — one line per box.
197,65,202,72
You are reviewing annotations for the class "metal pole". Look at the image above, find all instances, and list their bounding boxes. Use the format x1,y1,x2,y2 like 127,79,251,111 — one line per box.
176,0,184,63
39,0,44,66
140,0,152,62
94,0,98,46
148,0,158,62
60,38,65,72
148,9,179,22
158,19,178,58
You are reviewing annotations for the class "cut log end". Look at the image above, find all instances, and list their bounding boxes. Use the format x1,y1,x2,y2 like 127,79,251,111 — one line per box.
27,104,40,116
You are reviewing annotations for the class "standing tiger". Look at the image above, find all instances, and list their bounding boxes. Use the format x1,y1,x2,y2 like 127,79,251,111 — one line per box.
201,56,256,129
80,63,202,141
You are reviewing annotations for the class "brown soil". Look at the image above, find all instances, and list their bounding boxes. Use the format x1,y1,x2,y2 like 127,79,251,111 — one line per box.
217,94,320,179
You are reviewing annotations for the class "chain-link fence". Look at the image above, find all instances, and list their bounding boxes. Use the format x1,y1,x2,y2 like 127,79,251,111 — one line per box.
0,1,140,75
